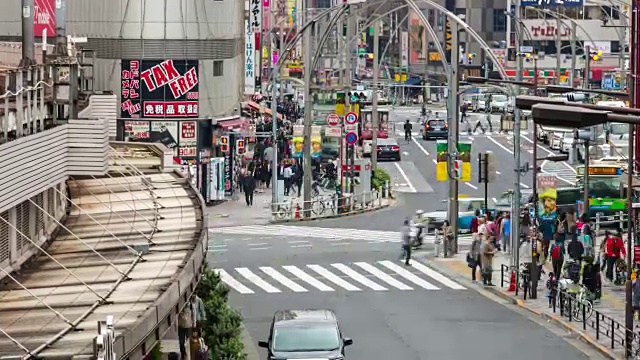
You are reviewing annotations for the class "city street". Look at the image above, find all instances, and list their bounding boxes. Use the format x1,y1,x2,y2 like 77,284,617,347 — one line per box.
209,222,596,360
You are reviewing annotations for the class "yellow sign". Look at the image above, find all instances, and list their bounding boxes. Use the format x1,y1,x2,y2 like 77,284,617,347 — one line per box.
445,19,452,51
262,46,268,58
428,52,442,62
577,166,622,176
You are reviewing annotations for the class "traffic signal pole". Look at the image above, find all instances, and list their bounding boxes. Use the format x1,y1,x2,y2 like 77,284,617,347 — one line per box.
302,1,313,217
447,22,459,256
371,20,379,171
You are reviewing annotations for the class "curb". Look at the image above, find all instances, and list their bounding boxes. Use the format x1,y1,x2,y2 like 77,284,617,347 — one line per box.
268,203,392,224
426,258,618,360
483,287,618,360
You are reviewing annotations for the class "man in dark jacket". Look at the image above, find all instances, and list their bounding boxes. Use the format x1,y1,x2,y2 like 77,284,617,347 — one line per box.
567,231,584,261
241,171,256,206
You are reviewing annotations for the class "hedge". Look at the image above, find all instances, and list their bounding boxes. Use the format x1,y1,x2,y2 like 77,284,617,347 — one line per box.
371,168,391,192
197,269,247,360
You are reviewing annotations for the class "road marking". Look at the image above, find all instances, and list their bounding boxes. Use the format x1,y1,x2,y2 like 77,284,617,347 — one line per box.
378,261,440,290
409,261,466,290
307,265,361,291
411,137,430,155
354,262,413,290
393,162,417,192
260,267,308,292
282,265,334,291
488,136,513,154
331,263,388,291
291,244,312,248
236,268,281,293
402,151,409,156
520,182,530,189
465,183,478,190
496,171,501,175
492,197,497,203
217,269,255,294
288,240,309,244
249,243,268,246
209,244,227,248
431,159,437,164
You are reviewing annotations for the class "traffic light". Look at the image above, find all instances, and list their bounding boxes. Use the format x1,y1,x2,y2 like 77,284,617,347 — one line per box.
581,49,603,62
519,52,534,63
236,139,245,155
453,160,463,180
366,53,374,60
220,135,229,152
466,53,477,63
348,92,367,103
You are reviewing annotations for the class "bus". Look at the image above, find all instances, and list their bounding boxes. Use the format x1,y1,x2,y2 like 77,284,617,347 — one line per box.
575,163,626,215
360,107,391,156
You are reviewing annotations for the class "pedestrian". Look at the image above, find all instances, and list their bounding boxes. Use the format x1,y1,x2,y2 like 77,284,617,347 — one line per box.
550,242,564,279
283,162,293,196
263,161,272,189
499,212,511,254
241,168,256,206
400,219,412,266
567,227,584,261
470,209,481,242
294,159,304,197
546,272,558,308
481,234,496,286
442,220,454,255
604,230,625,282
469,233,482,282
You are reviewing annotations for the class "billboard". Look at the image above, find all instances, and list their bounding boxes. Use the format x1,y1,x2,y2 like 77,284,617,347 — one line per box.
121,119,199,159
244,20,256,95
521,0,583,6
436,141,471,182
120,59,199,119
34,0,55,37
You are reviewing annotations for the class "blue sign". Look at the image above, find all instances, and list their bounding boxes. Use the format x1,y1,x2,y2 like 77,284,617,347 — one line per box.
601,74,622,90
345,132,358,145
520,0,583,6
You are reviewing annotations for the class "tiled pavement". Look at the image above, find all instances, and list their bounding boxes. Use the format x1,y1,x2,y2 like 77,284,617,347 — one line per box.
426,251,633,359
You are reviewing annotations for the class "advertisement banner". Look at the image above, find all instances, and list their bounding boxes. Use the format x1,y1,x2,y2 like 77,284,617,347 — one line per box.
250,0,262,33
400,31,409,68
408,11,426,65
120,59,199,118
537,174,558,223
244,20,256,95
292,125,321,159
179,121,198,157
34,0,55,37
436,141,471,182
224,134,235,197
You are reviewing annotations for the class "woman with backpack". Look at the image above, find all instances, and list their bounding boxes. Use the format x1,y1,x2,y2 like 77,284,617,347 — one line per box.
550,242,564,280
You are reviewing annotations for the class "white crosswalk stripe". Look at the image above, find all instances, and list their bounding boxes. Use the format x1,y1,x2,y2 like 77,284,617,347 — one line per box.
209,224,473,244
543,168,577,184
216,260,464,295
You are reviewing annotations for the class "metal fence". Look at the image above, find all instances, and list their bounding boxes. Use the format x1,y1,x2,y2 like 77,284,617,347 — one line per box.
271,191,384,221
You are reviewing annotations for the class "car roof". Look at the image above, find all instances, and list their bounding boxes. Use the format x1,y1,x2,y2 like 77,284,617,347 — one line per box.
273,309,337,326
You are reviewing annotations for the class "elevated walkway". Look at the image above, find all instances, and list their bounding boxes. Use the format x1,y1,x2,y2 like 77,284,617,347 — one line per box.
0,143,206,359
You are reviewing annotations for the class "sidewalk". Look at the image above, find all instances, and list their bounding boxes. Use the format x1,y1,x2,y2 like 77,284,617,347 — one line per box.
427,250,630,359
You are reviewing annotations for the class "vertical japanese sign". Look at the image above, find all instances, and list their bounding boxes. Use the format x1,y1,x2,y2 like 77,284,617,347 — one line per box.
120,59,199,119
179,121,198,157
244,20,256,95
250,0,262,33
34,0,55,37
400,31,409,68
436,141,471,182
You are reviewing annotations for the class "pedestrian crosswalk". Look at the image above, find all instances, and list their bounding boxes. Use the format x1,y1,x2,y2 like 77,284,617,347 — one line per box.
216,260,466,295
542,168,577,184
209,224,473,244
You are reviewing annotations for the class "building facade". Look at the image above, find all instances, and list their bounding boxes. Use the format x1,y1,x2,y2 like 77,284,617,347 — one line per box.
0,0,245,118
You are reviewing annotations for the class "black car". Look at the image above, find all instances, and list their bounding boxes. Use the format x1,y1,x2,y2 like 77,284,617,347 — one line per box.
376,138,401,161
422,119,448,140
259,309,353,359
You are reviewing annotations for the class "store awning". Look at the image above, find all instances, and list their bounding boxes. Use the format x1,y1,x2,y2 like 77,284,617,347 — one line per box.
215,116,249,131
403,77,422,86
242,101,283,119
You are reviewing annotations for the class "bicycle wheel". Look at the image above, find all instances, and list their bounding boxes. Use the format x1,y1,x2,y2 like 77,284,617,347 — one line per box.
311,199,325,216
274,206,288,220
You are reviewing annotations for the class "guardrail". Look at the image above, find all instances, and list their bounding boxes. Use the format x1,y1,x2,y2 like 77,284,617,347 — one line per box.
593,211,627,234
270,191,385,221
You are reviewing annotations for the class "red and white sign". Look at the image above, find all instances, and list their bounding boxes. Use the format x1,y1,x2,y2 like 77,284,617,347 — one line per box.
34,0,55,38
140,60,199,99
179,121,198,158
143,101,199,117
325,127,342,137
327,113,340,126
344,112,358,125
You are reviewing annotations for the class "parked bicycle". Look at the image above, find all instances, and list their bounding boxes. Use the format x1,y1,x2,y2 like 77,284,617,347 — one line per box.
273,202,294,220
561,285,594,322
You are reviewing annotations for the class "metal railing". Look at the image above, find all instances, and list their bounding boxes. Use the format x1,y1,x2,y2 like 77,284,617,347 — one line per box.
594,211,628,234
270,191,384,221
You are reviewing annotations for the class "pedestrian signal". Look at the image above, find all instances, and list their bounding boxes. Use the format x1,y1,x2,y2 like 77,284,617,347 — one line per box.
453,160,463,180
236,139,245,155
220,136,229,152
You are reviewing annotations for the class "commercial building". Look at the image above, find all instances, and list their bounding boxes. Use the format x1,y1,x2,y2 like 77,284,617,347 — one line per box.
0,0,245,118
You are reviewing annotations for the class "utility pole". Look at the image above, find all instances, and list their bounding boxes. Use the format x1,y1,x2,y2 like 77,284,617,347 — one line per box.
302,1,313,217
555,16,561,85
54,0,67,56
569,21,576,86
20,0,35,66
447,21,459,255
270,2,280,207
279,19,285,101
371,20,379,170
511,0,523,269
424,51,430,103
583,45,591,216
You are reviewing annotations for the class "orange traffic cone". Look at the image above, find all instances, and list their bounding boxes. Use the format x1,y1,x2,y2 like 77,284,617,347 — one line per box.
295,204,301,219
508,270,516,292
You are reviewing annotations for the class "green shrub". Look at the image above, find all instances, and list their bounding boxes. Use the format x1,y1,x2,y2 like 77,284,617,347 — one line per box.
196,270,247,360
371,168,391,191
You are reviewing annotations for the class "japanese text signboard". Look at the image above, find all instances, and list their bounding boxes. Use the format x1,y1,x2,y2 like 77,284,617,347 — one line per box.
250,0,262,33
120,59,200,119
244,20,256,95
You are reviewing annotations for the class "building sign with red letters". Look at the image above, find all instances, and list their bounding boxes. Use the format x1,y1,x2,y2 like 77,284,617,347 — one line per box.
120,59,199,118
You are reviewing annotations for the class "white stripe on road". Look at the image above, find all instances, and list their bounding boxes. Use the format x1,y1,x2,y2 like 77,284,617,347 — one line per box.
488,136,513,154
378,261,440,290
236,268,281,293
307,265,361,291
331,263,388,291
282,265,334,291
354,262,413,290
259,267,308,292
393,162,417,193
409,261,466,290
217,269,255,294
411,136,430,155
465,183,478,190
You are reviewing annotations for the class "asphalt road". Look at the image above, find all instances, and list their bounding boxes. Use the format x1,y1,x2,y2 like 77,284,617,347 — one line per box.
209,229,597,360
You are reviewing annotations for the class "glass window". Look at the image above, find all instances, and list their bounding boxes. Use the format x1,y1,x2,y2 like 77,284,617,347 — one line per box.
493,9,506,32
492,95,507,102
213,60,224,77
273,325,340,352
610,123,629,135
557,189,580,205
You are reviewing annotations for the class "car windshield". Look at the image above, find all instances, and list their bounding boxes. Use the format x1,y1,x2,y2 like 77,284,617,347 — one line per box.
428,120,445,127
458,199,485,212
563,132,573,139
493,95,507,102
273,325,341,352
